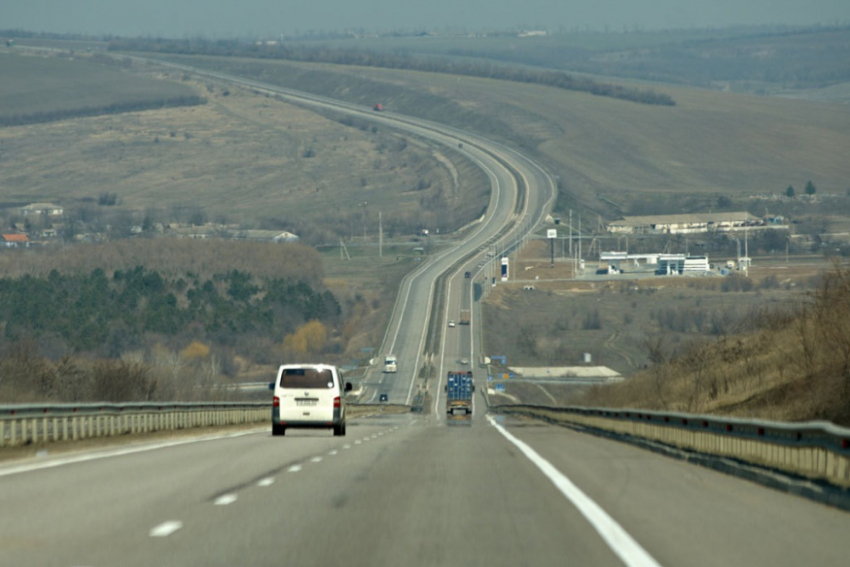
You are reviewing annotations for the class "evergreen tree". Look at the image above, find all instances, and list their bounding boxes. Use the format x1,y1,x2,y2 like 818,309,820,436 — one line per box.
805,180,817,196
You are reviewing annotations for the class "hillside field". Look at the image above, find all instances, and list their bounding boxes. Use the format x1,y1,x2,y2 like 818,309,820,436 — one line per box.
0,50,201,125
0,50,488,239
148,52,850,222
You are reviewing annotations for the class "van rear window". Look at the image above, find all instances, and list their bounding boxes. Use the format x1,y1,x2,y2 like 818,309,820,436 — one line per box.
280,368,334,389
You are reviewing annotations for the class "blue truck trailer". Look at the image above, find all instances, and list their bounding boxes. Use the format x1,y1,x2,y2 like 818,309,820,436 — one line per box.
445,371,474,418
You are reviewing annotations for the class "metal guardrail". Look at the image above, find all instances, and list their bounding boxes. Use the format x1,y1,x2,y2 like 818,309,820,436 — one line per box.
0,402,269,447
491,404,850,488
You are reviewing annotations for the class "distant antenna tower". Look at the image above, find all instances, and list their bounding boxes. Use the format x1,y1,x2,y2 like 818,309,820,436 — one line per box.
339,238,351,260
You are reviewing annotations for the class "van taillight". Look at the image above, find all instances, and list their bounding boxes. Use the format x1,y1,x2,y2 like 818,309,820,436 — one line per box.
273,396,280,407
333,396,341,408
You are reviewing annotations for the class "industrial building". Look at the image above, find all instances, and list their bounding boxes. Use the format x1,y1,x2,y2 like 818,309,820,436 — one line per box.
607,212,762,235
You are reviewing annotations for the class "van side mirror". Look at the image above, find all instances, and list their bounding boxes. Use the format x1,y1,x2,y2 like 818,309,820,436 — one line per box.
344,382,353,392
268,382,275,391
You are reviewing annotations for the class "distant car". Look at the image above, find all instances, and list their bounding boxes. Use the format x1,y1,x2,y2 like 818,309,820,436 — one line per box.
464,271,471,278
459,358,469,366
379,393,389,403
448,320,456,328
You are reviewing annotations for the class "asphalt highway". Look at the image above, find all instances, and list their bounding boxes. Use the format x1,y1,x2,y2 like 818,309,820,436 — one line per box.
3,404,850,566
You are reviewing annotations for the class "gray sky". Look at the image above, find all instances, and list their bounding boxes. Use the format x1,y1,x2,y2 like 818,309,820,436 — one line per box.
3,1,849,38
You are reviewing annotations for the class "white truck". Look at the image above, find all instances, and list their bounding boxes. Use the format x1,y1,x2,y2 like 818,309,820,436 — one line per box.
383,355,398,373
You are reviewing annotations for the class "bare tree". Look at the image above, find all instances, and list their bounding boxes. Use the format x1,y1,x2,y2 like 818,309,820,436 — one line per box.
643,332,671,409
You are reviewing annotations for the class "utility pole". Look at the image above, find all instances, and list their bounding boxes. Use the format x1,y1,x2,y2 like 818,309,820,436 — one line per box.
578,214,582,274
379,211,383,258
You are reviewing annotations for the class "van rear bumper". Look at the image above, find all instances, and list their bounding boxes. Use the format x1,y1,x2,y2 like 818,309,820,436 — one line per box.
272,407,343,427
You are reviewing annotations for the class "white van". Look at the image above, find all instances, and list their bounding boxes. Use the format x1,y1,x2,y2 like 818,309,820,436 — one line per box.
383,355,398,373
269,364,352,436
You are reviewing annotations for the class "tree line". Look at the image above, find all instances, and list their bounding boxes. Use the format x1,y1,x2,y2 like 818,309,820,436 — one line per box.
107,38,676,106
0,266,341,358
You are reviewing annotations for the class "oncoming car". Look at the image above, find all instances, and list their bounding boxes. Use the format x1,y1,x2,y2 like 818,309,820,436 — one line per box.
448,320,456,328
269,364,352,436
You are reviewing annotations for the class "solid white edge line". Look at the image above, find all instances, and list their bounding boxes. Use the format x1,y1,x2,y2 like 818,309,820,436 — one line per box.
487,416,661,567
150,521,183,537
311,456,323,463
0,428,265,478
257,478,274,487
287,465,302,472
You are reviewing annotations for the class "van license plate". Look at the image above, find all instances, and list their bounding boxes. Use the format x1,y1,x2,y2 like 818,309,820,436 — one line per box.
296,399,318,406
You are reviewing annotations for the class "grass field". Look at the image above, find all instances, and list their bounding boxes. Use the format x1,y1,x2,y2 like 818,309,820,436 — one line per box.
151,53,850,222
0,52,488,234
329,65,850,217
0,50,199,122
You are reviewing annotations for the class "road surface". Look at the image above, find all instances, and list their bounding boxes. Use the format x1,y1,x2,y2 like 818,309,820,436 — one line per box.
3,403,850,566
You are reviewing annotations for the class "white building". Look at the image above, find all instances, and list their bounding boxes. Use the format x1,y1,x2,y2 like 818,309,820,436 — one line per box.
608,212,762,235
657,254,710,275
20,202,64,217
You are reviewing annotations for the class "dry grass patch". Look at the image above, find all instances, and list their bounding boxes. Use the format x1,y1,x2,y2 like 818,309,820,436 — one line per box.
581,262,850,425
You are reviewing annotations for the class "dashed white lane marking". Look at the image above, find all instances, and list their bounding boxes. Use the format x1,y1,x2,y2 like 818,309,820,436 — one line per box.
257,478,274,487
287,465,302,473
214,494,238,506
310,456,323,463
328,450,338,456
343,444,351,449
487,416,661,567
150,521,183,537
354,440,362,445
